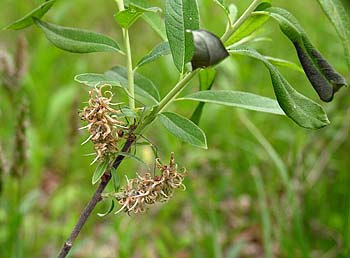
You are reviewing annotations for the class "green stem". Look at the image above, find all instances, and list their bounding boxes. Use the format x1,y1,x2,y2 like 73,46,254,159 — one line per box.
134,70,199,134
124,30,135,110
157,70,199,113
116,0,135,110
221,0,262,42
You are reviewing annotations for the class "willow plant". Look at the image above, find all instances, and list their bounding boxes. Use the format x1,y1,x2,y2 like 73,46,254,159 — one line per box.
5,0,349,257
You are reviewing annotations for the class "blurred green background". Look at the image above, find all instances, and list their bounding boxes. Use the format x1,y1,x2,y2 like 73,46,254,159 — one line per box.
0,0,349,257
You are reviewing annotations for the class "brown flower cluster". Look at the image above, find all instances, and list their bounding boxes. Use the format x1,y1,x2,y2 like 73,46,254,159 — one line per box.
80,85,124,161
115,153,187,214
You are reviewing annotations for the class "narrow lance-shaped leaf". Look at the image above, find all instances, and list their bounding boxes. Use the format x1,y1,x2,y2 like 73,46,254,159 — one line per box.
75,67,160,105
143,13,167,40
213,1,238,25
165,0,199,73
229,47,330,129
97,200,115,217
226,14,270,45
92,160,111,185
114,4,161,29
116,107,137,118
158,112,207,149
180,90,285,115
213,0,230,19
116,152,148,167
107,66,160,104
261,7,347,102
136,42,171,69
74,73,122,87
127,0,167,39
255,2,272,11
34,19,122,54
4,0,56,30
112,168,120,192
228,4,239,24
316,0,350,70
191,30,229,69
264,56,304,73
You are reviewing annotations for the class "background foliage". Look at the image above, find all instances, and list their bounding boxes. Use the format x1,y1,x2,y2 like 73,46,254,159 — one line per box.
0,0,349,257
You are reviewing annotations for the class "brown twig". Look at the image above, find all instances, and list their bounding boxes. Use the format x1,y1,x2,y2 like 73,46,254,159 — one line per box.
57,133,135,258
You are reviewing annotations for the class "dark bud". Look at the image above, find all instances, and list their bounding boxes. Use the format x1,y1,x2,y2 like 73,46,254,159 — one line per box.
191,30,229,70
118,130,124,138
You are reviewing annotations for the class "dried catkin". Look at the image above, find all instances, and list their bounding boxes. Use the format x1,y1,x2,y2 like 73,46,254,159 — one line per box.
80,85,124,161
115,153,187,214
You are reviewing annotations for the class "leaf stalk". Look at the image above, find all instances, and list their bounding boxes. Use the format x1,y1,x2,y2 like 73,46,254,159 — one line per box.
221,0,262,42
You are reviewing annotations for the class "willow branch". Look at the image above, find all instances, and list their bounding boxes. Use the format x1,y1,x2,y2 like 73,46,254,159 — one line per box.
57,135,135,258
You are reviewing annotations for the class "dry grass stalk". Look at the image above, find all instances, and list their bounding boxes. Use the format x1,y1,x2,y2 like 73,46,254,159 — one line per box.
10,100,29,177
0,36,28,91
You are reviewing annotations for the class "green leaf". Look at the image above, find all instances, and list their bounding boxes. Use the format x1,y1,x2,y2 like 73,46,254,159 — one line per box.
262,7,347,102
107,66,160,104
265,56,304,73
226,14,270,45
255,2,272,11
198,68,217,91
92,160,110,185
180,90,285,115
142,12,167,40
125,0,167,39
117,152,148,167
75,67,160,104
191,30,229,69
74,73,121,87
117,107,138,118
158,112,207,149
214,0,229,15
190,68,217,124
215,0,225,4
4,0,56,30
165,0,200,72
34,19,122,54
316,0,350,70
229,47,330,129
228,4,239,23
114,4,161,29
214,0,238,25
111,167,121,192
98,199,115,217
136,42,171,69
